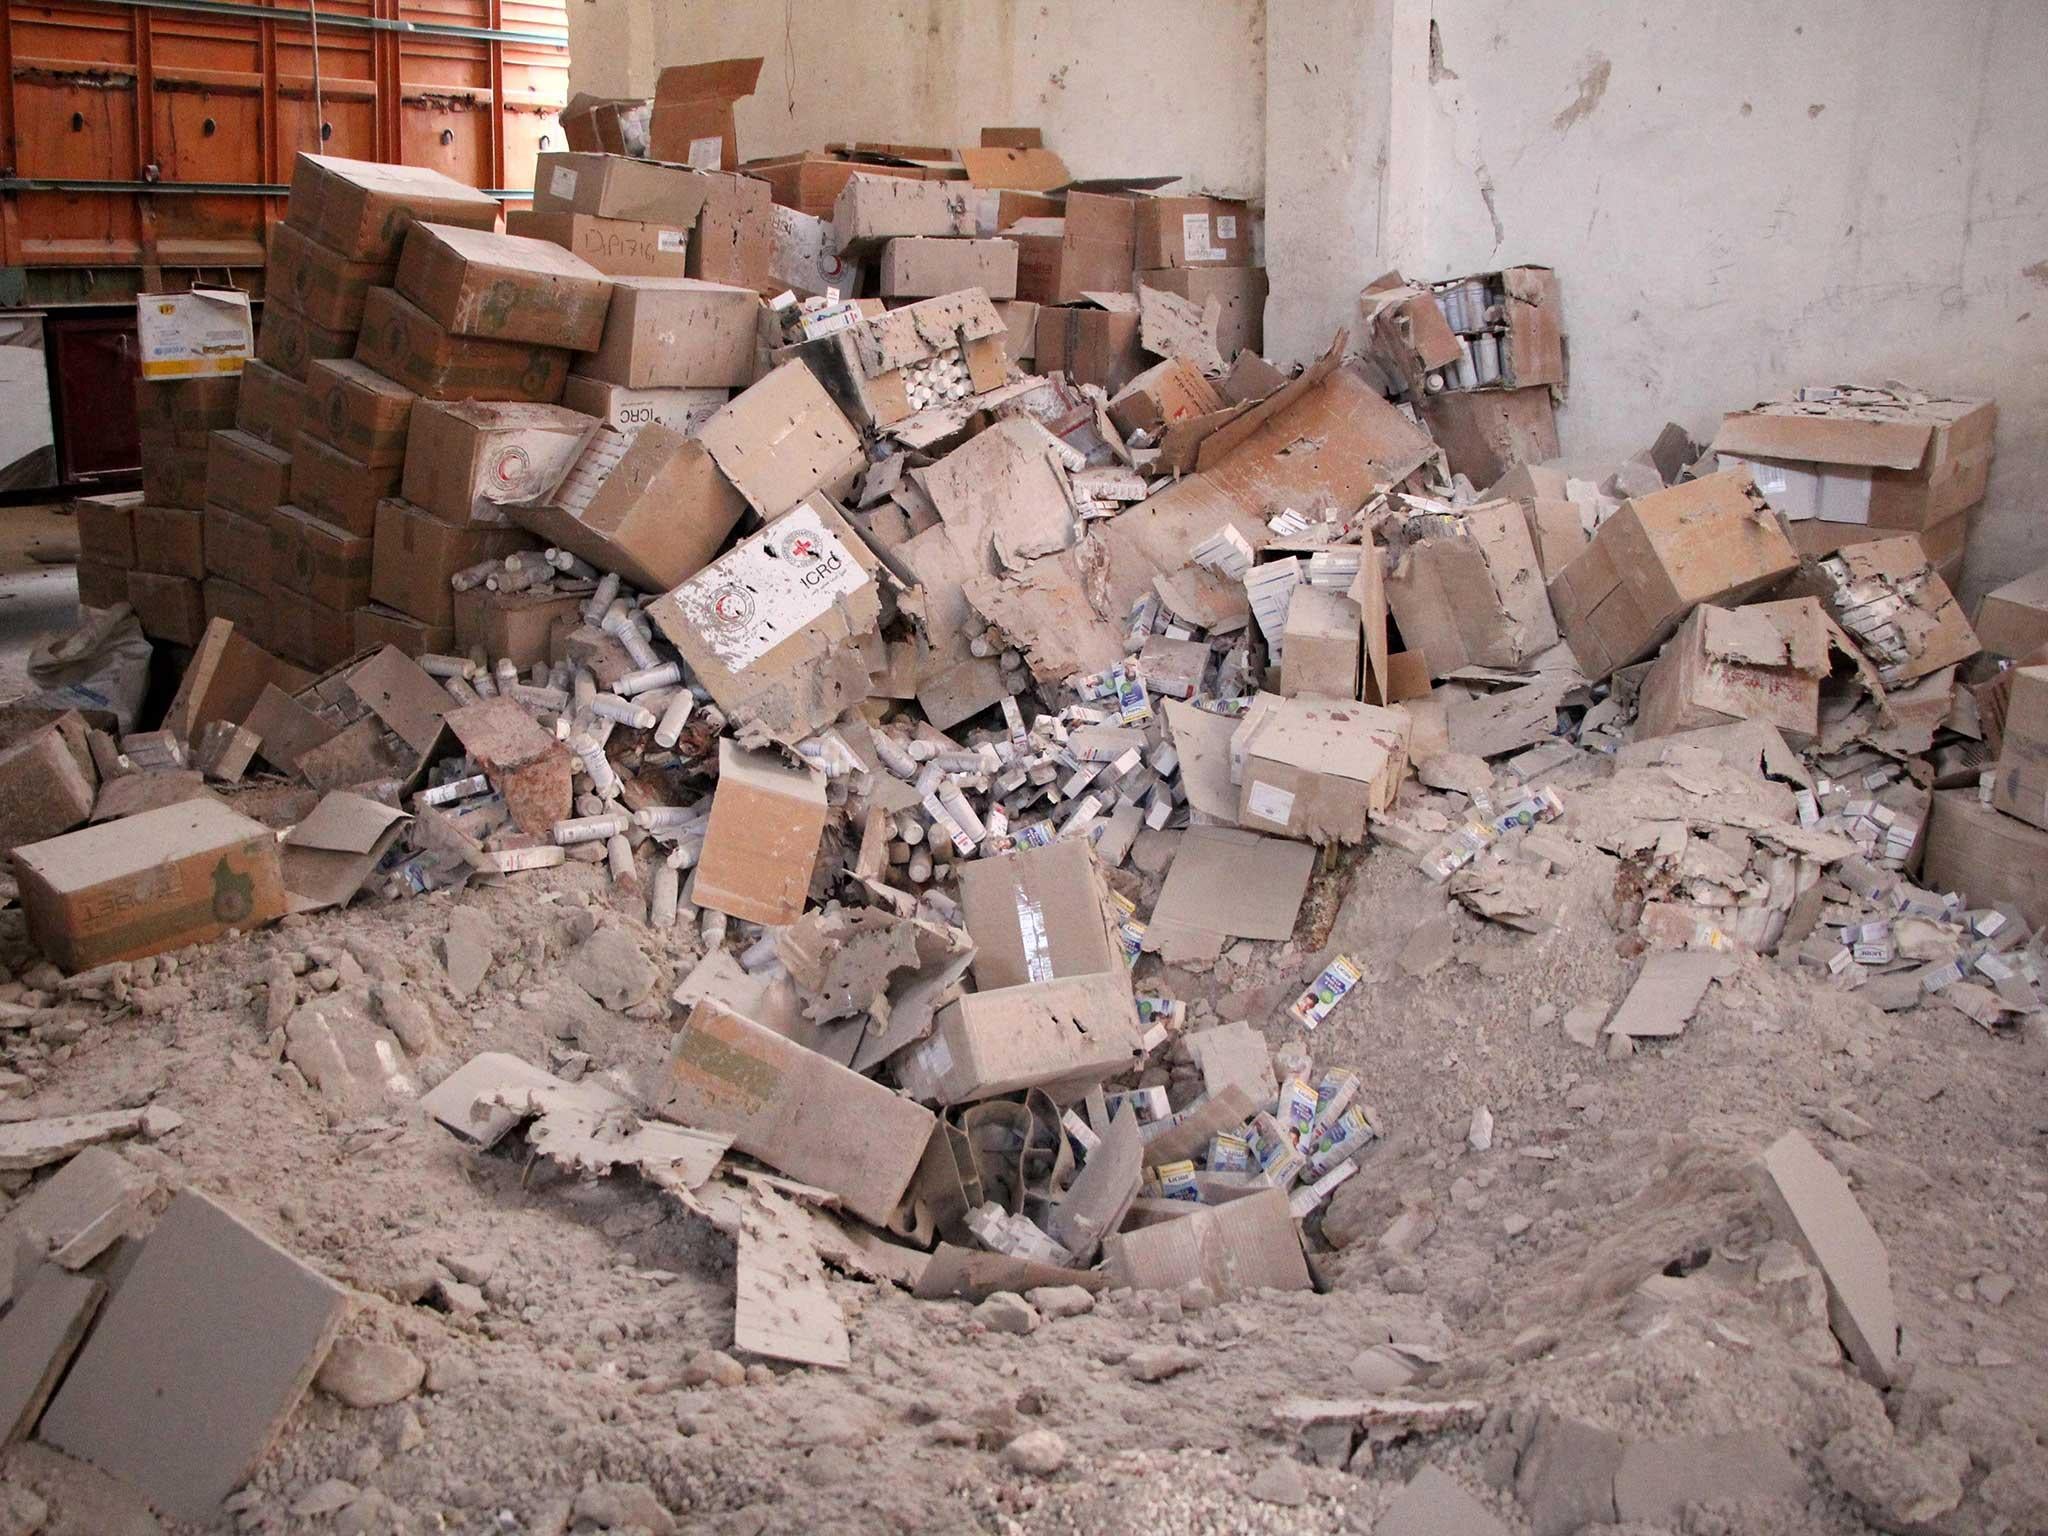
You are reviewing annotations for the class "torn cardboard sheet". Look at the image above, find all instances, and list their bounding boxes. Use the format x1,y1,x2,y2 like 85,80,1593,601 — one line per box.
662,1001,936,1227
1154,563,1249,634
733,1184,851,1370
913,1244,1101,1303
1185,1020,1280,1105
1045,1105,1140,1264
1103,1186,1311,1297
962,549,1125,686
915,416,1076,569
1145,826,1317,962
1604,950,1731,1038
482,1085,730,1191
281,792,410,912
672,947,806,1039
1137,285,1224,376
1612,718,1814,792
1163,698,1242,823
1445,675,1571,760
420,1051,616,1150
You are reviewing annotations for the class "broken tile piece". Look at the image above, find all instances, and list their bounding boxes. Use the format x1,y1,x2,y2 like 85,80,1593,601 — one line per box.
1376,1463,1511,1536
0,1265,105,1445
1613,1430,1807,1523
0,1146,153,1303
1757,1129,1899,1387
1605,950,1728,1039
39,1189,349,1525
0,1109,154,1173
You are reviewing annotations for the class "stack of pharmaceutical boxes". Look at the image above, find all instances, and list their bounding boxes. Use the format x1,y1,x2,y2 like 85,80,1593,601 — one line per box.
80,287,257,638
1009,188,1261,395
195,155,628,673
217,157,502,668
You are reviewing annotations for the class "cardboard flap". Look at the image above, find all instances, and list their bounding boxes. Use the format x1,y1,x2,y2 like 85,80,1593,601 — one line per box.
1350,537,1393,705
1697,604,1791,666
855,289,1005,376
1146,826,1315,952
285,791,409,855
345,647,452,759
1194,334,1347,471
653,57,763,107
958,146,1071,192
1052,175,1180,193
280,791,410,911
1712,412,1934,471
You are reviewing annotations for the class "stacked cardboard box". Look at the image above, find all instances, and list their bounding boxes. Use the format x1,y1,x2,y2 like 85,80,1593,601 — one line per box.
1362,266,1567,485
73,490,147,613
130,295,250,643
519,148,773,295
1712,385,1996,592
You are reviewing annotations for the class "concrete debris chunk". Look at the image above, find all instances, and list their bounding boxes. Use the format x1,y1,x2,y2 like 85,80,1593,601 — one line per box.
1605,950,1730,1039
0,1109,165,1173
1612,1430,1807,1523
1375,1464,1511,1536
39,1189,349,1525
0,1265,105,1446
0,1146,154,1303
1757,1129,1900,1386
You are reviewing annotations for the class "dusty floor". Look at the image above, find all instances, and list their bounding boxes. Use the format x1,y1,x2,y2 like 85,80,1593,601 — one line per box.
2,736,2044,1535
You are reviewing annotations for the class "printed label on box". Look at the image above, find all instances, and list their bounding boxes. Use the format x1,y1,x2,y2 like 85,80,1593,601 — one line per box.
136,290,253,379
687,135,724,171
671,502,870,671
657,229,687,252
1182,213,1223,263
1216,215,1238,240
549,165,578,200
1016,894,1054,983
1246,780,1295,826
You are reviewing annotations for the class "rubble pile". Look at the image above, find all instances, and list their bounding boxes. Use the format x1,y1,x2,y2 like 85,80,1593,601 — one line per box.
2,62,2046,1534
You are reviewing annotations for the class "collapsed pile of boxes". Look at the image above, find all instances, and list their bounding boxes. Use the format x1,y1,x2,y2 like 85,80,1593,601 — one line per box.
8,64,2048,1493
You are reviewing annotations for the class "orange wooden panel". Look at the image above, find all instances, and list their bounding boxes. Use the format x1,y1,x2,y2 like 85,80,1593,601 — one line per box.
2,0,571,267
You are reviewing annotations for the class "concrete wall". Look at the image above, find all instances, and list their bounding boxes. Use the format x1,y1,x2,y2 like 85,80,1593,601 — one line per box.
1281,0,2048,597
567,0,1266,197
